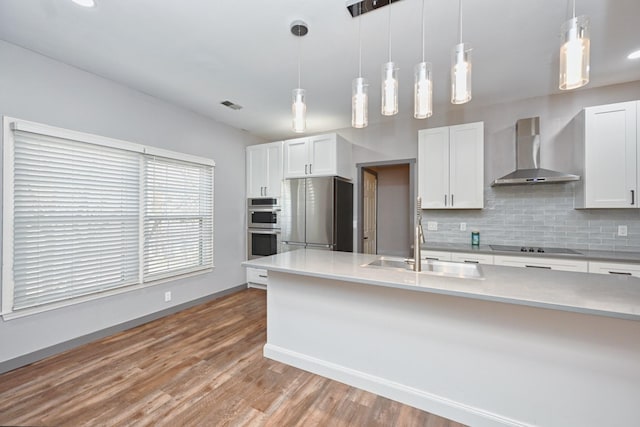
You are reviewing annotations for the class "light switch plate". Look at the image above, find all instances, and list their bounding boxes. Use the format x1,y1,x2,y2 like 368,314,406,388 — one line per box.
618,225,628,237
427,221,438,231
164,291,172,302
460,222,467,231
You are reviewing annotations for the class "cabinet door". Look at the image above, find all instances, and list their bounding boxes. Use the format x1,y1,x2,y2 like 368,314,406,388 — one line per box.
421,250,452,261
449,122,484,209
450,252,494,265
493,255,588,272
246,145,268,198
588,261,640,278
265,142,283,197
418,127,450,208
584,102,637,208
283,137,309,178
308,134,337,176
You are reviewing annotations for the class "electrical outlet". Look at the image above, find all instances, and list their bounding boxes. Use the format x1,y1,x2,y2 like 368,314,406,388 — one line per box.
164,291,172,302
618,225,628,237
460,222,467,231
427,221,438,231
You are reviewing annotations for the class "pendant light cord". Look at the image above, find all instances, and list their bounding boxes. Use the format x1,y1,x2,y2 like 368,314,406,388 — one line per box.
387,0,392,61
358,9,362,77
297,26,301,88
572,0,576,18
421,0,425,62
458,0,463,44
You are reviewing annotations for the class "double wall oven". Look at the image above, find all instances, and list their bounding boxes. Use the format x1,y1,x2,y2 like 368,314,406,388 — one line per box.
247,198,281,259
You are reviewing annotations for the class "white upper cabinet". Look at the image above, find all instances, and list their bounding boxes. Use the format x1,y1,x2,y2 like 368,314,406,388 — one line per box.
574,101,638,208
418,122,484,209
246,141,283,198
283,133,352,179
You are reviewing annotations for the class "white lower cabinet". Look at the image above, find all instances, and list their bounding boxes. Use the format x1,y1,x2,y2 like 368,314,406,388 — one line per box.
421,250,452,261
493,255,588,272
246,267,268,289
588,261,640,278
450,252,495,265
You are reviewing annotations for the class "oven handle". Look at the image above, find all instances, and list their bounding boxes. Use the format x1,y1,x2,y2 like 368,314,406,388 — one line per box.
248,229,281,234
248,208,281,212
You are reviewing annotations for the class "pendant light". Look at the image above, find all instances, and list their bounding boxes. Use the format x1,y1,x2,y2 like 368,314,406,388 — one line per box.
414,0,433,119
451,0,471,104
352,5,368,128
381,1,398,116
291,21,308,133
559,0,590,90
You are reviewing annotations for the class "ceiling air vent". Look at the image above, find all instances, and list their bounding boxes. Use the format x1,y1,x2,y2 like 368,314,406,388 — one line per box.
346,0,403,18
220,100,243,110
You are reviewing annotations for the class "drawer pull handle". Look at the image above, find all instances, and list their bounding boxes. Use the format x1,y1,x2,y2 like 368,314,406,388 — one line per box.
463,260,479,264
425,257,439,260
525,265,551,269
258,275,268,278
632,189,635,206
608,271,632,276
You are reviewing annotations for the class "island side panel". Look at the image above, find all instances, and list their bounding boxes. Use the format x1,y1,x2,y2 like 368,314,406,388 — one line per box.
264,270,640,427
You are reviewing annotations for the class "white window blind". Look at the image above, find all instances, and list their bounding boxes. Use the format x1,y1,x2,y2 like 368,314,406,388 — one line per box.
143,156,214,281
11,130,140,310
3,117,215,317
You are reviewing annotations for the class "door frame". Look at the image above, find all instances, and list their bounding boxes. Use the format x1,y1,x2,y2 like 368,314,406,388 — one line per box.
355,159,416,254
361,168,378,254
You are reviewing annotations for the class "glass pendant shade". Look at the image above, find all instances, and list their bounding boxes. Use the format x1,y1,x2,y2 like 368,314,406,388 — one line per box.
559,15,590,90
451,42,472,104
414,62,433,119
292,88,306,133
352,77,368,128
381,62,399,116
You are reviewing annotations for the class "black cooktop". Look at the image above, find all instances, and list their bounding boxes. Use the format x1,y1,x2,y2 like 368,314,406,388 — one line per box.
489,244,583,255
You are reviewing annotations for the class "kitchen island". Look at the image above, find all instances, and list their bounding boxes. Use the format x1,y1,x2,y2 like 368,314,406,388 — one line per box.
243,249,640,427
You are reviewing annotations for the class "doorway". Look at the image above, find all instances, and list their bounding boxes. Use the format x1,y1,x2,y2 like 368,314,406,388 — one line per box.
357,160,415,257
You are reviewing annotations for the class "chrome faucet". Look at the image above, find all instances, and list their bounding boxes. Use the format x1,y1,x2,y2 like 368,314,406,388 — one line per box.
414,197,425,272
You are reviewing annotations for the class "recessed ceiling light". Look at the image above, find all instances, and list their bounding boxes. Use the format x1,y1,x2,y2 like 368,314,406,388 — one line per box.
71,0,96,7
628,49,640,60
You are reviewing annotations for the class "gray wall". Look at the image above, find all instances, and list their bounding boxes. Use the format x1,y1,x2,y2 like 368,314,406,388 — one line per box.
0,40,265,364
338,80,640,251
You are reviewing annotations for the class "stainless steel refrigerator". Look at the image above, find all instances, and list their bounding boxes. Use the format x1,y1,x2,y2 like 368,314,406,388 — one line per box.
281,176,353,252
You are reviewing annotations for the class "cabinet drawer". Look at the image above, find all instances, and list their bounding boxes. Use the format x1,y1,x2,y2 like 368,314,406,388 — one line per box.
588,261,640,278
246,267,268,285
421,250,452,261
450,252,494,265
493,255,588,272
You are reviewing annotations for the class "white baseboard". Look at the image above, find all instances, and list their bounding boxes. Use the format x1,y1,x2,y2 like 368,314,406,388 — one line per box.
264,343,533,427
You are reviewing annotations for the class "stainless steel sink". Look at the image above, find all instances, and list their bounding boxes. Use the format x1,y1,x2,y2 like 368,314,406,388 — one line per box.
365,256,483,279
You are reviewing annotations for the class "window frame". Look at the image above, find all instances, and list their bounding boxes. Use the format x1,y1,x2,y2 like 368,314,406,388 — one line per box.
2,116,215,319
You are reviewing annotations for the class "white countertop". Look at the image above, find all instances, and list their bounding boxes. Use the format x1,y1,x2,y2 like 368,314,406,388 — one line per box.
243,249,640,321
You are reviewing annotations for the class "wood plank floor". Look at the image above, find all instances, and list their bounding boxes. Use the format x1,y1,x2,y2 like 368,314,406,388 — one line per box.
0,288,467,427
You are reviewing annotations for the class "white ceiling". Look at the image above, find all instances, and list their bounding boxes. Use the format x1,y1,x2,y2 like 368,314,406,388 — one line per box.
1,0,639,141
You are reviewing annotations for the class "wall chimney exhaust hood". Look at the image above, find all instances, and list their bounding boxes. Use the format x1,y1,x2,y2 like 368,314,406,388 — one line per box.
491,117,579,186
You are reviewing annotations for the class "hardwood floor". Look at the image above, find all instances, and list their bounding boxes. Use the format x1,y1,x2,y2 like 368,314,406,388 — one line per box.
0,288,466,427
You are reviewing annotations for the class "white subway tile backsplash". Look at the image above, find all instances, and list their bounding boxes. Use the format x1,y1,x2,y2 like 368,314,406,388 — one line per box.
422,183,640,251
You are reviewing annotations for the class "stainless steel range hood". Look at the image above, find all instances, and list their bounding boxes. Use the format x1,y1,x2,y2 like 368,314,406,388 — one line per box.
491,117,579,186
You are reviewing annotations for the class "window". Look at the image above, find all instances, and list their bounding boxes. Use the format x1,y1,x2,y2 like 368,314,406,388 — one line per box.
2,117,215,317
